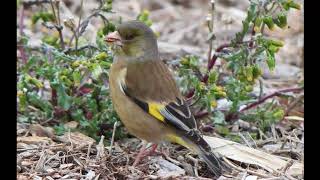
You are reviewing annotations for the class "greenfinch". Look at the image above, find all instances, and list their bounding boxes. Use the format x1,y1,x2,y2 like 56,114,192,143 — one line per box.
106,20,229,176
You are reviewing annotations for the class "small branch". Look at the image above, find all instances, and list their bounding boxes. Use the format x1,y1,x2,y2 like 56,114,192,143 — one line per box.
207,0,215,65
22,0,50,7
18,6,28,64
50,0,65,50
258,78,264,100
185,88,195,99
75,0,84,53
63,45,99,54
206,43,231,75
285,94,304,116
195,87,303,120
222,157,271,178
186,155,199,177
240,87,304,112
109,121,118,155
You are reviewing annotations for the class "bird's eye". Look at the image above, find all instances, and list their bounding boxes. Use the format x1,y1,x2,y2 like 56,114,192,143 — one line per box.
125,34,134,40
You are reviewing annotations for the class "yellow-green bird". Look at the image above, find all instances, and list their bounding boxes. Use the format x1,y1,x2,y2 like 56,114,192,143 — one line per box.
106,20,229,176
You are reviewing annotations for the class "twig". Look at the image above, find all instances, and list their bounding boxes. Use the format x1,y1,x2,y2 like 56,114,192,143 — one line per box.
50,0,65,50
259,78,264,100
109,121,118,155
207,0,215,64
68,129,73,151
246,132,257,148
186,154,199,177
75,0,84,53
86,142,93,163
96,135,105,160
285,94,304,116
63,45,99,54
206,44,230,73
238,132,252,148
163,153,182,166
222,157,271,178
240,87,304,112
22,0,50,7
18,6,28,64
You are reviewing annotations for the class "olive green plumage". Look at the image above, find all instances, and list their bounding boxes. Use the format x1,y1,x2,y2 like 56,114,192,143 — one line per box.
107,20,230,176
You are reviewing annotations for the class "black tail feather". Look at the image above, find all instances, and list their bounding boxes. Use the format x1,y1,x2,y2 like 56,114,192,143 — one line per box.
183,130,231,176
198,146,231,177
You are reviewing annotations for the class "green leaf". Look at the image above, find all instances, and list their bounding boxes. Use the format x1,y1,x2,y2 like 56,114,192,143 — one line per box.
247,3,258,22
32,12,55,24
263,16,275,30
54,124,66,136
27,92,53,112
212,111,226,125
91,64,103,79
266,51,276,70
71,109,86,122
51,81,72,110
72,70,81,87
274,12,287,29
215,125,230,136
208,71,218,84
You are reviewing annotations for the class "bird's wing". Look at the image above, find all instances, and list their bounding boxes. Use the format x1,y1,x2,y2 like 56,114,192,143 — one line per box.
120,60,197,131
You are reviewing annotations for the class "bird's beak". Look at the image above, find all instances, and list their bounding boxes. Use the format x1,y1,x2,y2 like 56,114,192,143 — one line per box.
105,31,123,47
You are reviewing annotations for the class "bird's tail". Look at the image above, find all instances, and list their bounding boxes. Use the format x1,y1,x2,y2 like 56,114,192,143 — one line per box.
181,130,231,177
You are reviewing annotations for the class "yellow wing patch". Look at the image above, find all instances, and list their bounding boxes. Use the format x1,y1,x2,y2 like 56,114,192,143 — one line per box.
148,103,165,122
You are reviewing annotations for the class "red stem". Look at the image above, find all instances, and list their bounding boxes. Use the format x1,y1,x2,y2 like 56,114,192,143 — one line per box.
194,110,209,119
194,87,303,120
207,44,230,71
185,88,195,99
240,87,304,112
184,44,231,98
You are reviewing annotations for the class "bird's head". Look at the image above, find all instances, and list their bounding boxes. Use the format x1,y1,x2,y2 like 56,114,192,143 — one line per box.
105,20,159,61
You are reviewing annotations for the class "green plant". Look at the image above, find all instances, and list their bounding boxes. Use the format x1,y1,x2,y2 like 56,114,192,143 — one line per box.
17,0,303,143
17,0,126,141
177,0,303,132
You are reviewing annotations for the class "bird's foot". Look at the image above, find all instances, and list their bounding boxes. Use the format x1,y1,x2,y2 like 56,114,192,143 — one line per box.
133,144,158,166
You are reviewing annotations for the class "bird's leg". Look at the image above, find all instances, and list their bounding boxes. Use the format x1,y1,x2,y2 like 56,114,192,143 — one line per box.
133,143,147,166
133,143,159,166
145,143,158,156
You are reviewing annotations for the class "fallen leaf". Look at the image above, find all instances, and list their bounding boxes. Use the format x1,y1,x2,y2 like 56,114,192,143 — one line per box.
152,156,185,178
284,116,304,121
29,124,55,138
64,121,79,129
245,175,258,180
58,132,95,146
17,136,52,145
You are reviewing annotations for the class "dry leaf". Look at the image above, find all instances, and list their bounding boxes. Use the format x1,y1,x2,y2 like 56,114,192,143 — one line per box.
17,136,52,145
58,132,95,146
64,121,79,129
29,124,55,138
204,136,303,176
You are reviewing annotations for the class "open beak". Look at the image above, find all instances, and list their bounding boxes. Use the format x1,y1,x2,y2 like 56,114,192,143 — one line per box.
105,31,123,47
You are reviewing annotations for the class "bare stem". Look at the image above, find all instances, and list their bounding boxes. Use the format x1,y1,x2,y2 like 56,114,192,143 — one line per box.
75,0,84,53
18,6,28,64
194,87,303,120
240,87,304,112
50,0,65,50
207,0,215,64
